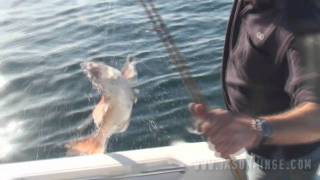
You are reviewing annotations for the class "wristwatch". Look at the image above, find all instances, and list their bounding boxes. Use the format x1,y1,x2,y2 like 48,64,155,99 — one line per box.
252,118,274,144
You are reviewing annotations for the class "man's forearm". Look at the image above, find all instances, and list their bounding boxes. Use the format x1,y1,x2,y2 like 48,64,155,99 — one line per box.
261,102,320,145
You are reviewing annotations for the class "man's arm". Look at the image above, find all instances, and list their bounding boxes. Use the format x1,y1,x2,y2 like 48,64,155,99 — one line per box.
188,32,320,158
262,102,320,145
189,102,320,158
266,33,320,144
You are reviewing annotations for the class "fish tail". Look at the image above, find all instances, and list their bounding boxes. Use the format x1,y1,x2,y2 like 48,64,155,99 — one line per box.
65,136,107,156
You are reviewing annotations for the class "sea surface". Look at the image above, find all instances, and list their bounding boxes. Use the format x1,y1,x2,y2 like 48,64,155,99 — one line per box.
0,0,232,163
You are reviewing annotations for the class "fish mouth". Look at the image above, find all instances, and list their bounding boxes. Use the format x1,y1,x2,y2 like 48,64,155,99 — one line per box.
81,62,104,93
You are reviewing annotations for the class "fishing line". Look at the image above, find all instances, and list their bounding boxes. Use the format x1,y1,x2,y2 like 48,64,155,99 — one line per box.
138,0,244,180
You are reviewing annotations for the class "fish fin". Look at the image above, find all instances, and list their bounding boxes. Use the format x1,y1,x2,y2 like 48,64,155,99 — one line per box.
93,96,111,127
133,89,139,104
65,136,106,156
104,103,110,112
116,121,130,133
121,56,138,81
134,89,140,95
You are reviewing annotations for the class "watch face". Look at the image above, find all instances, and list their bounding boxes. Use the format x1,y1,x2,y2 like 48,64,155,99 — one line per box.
261,120,274,138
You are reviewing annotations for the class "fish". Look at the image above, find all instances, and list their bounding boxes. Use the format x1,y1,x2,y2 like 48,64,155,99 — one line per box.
66,56,138,155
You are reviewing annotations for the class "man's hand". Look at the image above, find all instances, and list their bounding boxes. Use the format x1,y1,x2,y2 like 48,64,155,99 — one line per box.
189,103,262,159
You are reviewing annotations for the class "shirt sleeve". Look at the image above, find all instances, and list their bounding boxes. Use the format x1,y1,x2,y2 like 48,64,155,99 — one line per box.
285,35,320,106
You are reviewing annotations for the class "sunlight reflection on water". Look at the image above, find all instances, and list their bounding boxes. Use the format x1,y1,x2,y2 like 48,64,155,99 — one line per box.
0,74,7,88
0,121,24,159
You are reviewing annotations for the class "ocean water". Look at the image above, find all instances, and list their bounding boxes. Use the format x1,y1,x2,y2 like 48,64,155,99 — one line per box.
0,0,232,163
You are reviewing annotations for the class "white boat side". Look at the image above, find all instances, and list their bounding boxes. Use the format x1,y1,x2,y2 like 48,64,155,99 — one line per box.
0,142,319,180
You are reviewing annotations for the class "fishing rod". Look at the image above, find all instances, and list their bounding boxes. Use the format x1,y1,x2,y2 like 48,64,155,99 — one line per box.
138,0,204,105
138,1,244,180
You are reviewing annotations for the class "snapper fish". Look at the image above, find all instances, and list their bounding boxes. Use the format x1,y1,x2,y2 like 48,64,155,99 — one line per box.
66,57,137,155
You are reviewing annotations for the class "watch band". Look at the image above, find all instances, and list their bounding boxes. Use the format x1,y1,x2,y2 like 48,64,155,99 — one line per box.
252,118,274,144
